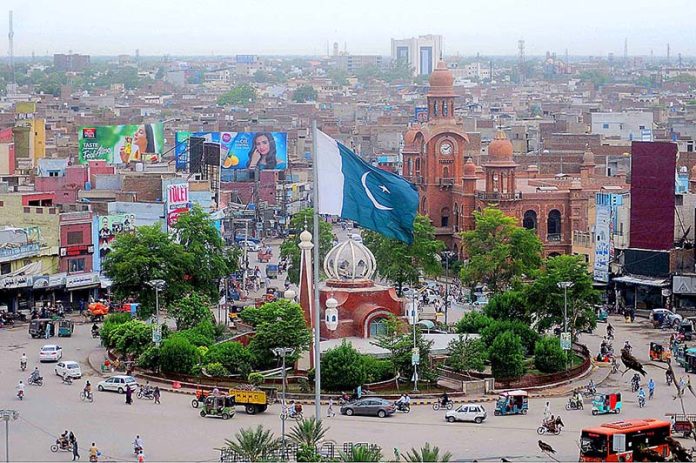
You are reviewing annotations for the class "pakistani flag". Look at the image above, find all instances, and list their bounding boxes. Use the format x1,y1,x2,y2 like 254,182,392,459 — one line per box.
315,130,419,244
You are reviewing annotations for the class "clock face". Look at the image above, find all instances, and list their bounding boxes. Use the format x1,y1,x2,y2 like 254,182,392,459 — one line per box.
440,141,453,155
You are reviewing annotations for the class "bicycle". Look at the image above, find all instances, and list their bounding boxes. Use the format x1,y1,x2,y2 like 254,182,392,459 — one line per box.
81,390,94,403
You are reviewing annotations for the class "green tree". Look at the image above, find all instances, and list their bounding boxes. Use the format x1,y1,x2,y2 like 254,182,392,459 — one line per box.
355,64,382,83
280,209,334,284
239,299,312,367
382,59,414,83
339,445,383,462
534,336,569,373
484,289,531,323
168,291,214,331
222,426,281,462
489,332,526,382
375,315,435,382
327,68,349,86
579,70,611,89
321,340,368,391
363,215,444,295
218,84,257,106
403,443,453,462
110,320,153,356
159,336,200,374
253,70,271,83
459,208,542,294
480,320,538,355
525,255,600,334
204,362,230,377
292,85,318,103
454,311,494,334
288,417,329,448
445,336,487,375
204,341,253,376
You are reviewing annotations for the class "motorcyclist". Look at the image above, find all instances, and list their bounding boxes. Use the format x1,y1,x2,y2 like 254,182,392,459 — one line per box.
624,340,632,353
91,323,99,336
572,390,583,408
607,323,614,339
58,430,70,449
587,379,596,394
16,380,24,398
30,367,41,383
133,435,144,453
637,387,646,406
20,353,27,370
83,380,92,398
395,394,406,407
441,391,450,406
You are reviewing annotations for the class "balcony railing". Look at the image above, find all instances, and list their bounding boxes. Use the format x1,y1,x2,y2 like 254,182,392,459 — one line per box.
547,233,562,242
415,175,424,184
438,177,455,187
0,242,40,263
475,191,523,201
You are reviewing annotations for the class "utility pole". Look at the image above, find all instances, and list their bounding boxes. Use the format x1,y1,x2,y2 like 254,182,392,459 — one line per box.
147,280,166,345
1,410,19,463
557,281,574,373
272,347,295,461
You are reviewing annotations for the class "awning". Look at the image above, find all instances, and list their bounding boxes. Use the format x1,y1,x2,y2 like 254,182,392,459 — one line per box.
613,275,670,288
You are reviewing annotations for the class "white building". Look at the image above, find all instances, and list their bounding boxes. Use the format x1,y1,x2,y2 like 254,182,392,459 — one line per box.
590,111,654,141
390,35,442,76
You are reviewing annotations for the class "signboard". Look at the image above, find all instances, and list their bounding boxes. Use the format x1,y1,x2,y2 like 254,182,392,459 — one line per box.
48,273,67,288
152,325,162,345
593,194,611,283
1,274,33,289
60,244,94,257
560,332,571,351
166,183,191,229
32,275,49,289
174,131,287,179
414,107,428,123
411,347,420,365
77,123,164,164
673,275,696,295
97,214,136,261
65,272,100,289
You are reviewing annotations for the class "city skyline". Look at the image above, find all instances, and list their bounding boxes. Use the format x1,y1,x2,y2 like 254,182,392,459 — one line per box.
3,0,695,58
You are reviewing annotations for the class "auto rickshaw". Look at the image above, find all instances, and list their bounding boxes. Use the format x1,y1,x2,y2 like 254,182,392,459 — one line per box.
591,392,622,415
199,395,236,420
29,318,54,338
494,390,528,416
596,306,608,323
56,319,74,337
649,342,671,362
674,346,696,368
685,350,696,373
266,264,279,279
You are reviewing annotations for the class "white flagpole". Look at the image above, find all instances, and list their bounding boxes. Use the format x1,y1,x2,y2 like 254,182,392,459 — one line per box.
311,120,322,420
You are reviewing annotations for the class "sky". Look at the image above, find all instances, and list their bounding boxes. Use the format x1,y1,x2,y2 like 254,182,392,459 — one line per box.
4,0,696,57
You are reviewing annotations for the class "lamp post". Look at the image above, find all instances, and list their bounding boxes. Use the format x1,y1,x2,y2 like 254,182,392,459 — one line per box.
272,347,295,461
147,279,166,345
557,281,574,372
410,291,420,392
1,410,19,463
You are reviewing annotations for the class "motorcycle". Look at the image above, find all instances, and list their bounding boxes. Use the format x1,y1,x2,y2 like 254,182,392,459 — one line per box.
28,375,43,386
61,375,73,385
394,401,411,413
583,384,596,398
631,380,640,393
50,438,72,453
137,387,154,400
432,399,454,411
638,396,646,408
16,389,23,400
91,328,100,338
20,360,26,371
133,445,143,456
565,396,583,410
537,416,564,435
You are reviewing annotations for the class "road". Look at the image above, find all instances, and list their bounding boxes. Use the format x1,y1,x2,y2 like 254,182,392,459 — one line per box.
1,315,695,462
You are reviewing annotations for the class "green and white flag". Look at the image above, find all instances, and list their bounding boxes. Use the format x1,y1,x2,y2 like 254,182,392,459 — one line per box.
315,130,419,244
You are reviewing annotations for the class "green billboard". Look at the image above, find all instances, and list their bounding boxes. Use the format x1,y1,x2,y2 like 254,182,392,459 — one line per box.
78,123,164,164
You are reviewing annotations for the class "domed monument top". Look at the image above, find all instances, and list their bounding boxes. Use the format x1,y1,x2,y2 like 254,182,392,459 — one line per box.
323,237,376,282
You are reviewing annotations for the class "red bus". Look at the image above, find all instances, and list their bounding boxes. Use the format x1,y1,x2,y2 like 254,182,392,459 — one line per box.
579,419,671,462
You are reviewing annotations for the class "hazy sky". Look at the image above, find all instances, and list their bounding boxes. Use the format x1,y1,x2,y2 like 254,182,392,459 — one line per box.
5,0,696,57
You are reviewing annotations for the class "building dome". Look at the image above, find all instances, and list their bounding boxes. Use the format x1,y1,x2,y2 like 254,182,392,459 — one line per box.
324,238,376,281
403,127,418,146
463,157,477,176
428,61,455,97
487,130,514,164
582,146,596,166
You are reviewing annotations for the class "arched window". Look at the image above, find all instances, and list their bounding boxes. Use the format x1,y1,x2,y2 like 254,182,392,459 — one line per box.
433,101,438,116
415,158,421,175
454,204,460,232
421,196,427,214
441,207,450,227
523,210,537,230
407,158,412,176
442,101,448,116
547,209,561,240
369,318,388,337
443,166,450,178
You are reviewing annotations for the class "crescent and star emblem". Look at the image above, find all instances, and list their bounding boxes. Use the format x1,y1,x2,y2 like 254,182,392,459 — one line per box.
361,172,393,211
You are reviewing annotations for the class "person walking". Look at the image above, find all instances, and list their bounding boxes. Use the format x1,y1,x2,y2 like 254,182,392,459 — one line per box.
125,384,133,405
153,386,160,404
648,378,655,400
70,433,79,461
327,397,335,418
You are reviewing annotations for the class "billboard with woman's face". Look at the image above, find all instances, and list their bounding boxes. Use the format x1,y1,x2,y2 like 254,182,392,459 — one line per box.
78,123,164,164
175,131,287,176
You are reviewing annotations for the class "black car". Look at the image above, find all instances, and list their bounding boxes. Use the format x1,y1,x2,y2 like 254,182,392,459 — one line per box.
340,398,396,418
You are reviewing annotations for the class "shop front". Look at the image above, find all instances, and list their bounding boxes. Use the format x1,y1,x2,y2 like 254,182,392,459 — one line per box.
613,274,671,311
65,272,101,305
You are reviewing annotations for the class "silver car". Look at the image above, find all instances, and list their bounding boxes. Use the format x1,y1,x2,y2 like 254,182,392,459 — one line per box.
97,375,138,394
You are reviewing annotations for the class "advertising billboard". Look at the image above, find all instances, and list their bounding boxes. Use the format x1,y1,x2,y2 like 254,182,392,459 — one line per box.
174,131,287,179
166,183,191,229
629,142,677,250
78,123,164,164
414,107,428,123
97,214,136,261
593,194,611,283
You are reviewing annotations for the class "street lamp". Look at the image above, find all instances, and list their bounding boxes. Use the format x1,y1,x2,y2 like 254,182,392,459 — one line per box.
1,409,19,463
147,279,166,345
283,289,296,301
272,347,295,461
409,291,420,392
557,281,574,373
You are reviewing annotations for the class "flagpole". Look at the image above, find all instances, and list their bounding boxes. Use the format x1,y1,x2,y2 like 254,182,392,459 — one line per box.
311,120,322,420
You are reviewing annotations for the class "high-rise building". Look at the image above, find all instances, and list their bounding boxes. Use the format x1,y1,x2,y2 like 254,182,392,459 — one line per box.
390,35,442,76
53,53,91,72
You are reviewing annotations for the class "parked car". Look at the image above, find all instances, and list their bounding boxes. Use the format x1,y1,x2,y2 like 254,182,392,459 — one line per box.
348,233,363,243
239,240,261,252
340,398,396,418
54,361,82,379
234,235,260,244
97,375,138,394
650,308,682,328
472,295,489,307
445,404,487,424
39,344,63,362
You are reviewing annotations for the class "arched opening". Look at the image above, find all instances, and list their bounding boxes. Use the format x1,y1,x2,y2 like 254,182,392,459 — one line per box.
547,210,561,241
442,100,448,116
368,317,388,337
523,210,538,231
407,158,412,176
415,158,421,176
454,203,460,232
548,252,561,258
442,166,450,179
441,207,450,228
421,196,427,214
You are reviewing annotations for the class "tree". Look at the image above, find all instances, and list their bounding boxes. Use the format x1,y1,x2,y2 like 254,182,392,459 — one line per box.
454,311,494,334
168,291,214,331
204,341,253,376
484,289,530,323
159,336,200,374
239,299,312,367
489,332,526,382
403,443,453,462
480,320,538,355
339,445,383,462
223,426,281,462
525,255,600,334
280,209,334,284
327,68,349,86
321,340,368,391
459,208,542,294
288,417,328,448
109,320,153,356
445,336,487,375
217,84,257,106
103,225,193,317
375,315,436,382
292,85,318,103
355,64,382,83
363,215,444,295
171,205,237,302
381,59,414,83
534,336,569,373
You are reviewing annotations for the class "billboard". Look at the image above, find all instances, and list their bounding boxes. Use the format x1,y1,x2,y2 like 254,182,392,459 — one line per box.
629,142,677,250
78,123,164,164
174,131,287,179
593,194,611,283
414,107,428,123
97,214,136,260
166,183,191,229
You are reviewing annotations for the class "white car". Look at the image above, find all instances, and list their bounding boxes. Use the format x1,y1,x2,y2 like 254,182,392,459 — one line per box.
445,404,487,424
240,240,261,252
348,233,363,243
39,344,63,362
97,375,138,394
55,361,82,379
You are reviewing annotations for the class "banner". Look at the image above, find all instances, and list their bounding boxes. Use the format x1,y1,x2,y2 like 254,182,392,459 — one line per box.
78,123,164,164
414,107,428,123
174,131,287,179
593,194,611,283
166,183,191,229
97,214,136,261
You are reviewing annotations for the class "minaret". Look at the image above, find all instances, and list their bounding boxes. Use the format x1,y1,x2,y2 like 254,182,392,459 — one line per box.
297,229,315,369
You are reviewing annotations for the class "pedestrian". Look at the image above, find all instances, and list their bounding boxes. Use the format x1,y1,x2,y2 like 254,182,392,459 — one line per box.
125,384,133,405
327,397,335,417
153,386,160,404
70,433,79,461
543,401,551,421
648,378,655,399
79,299,85,316
137,449,145,463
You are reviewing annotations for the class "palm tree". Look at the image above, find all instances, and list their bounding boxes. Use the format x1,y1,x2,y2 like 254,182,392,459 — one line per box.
222,425,281,462
288,417,329,448
403,443,453,462
339,445,383,462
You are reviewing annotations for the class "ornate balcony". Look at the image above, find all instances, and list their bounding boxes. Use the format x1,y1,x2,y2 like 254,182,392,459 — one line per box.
475,191,523,201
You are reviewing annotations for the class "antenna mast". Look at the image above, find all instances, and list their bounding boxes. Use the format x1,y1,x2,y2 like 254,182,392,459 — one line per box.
8,10,15,86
